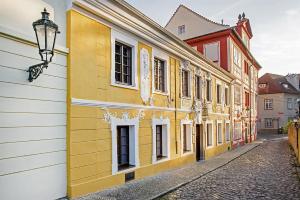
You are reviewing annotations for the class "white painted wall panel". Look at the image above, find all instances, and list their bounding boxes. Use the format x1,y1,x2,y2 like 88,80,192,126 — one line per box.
0,97,66,113
0,82,66,101
0,126,66,143
0,50,66,78
0,5,67,197
0,151,66,176
0,37,67,66
0,139,66,160
0,66,66,90
0,113,66,127
0,164,66,200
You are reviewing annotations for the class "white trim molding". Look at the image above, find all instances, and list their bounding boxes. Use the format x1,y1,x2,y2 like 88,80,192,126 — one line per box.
216,120,223,145
225,120,231,143
180,115,193,156
151,116,170,164
111,29,138,90
140,48,151,103
205,120,214,149
103,109,144,175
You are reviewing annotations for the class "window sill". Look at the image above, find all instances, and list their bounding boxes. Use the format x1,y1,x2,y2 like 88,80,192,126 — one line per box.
153,90,169,96
206,145,214,149
181,96,192,100
153,156,170,164
182,150,193,156
117,165,137,174
111,82,138,90
217,142,223,146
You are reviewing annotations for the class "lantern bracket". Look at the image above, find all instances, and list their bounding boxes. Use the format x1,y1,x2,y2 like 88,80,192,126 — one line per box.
27,61,48,82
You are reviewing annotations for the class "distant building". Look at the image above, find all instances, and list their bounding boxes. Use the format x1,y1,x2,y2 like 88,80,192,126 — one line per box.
166,5,262,148
258,73,300,134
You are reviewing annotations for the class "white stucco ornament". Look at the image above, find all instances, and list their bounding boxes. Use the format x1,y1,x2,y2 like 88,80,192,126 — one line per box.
140,48,150,104
103,109,145,124
193,100,203,123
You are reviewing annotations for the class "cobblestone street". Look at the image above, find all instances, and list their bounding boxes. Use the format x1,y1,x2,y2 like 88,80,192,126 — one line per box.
160,136,300,200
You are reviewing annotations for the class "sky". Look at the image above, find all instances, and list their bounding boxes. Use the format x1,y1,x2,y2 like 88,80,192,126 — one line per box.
125,0,300,77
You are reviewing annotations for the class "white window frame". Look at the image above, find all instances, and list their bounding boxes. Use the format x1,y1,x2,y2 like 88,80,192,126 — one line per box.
178,25,185,35
181,118,193,156
110,116,140,175
287,98,293,110
265,118,273,128
152,49,170,95
225,120,231,142
181,68,191,99
217,120,223,145
264,99,273,110
216,82,222,105
206,78,212,102
224,85,229,106
111,30,138,90
206,120,214,149
195,74,202,100
233,45,241,67
152,117,170,164
204,41,220,65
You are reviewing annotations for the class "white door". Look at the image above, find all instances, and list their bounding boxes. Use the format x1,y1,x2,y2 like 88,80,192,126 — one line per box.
0,35,67,200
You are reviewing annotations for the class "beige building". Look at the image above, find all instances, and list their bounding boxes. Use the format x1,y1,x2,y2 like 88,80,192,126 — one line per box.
258,73,300,133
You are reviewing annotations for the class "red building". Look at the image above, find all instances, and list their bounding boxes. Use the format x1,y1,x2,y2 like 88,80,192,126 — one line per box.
166,5,262,148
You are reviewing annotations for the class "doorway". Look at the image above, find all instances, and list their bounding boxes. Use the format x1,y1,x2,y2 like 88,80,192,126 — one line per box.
196,124,204,161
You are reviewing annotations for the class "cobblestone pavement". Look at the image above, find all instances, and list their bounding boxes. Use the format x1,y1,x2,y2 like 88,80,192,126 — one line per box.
160,137,300,200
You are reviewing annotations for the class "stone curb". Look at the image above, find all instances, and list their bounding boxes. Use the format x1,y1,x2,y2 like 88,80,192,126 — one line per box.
149,142,261,200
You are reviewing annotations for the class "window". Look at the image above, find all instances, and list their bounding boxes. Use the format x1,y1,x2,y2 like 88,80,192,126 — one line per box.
244,61,249,75
206,79,212,102
156,125,163,159
234,85,241,105
287,98,293,110
259,83,267,88
217,122,222,144
182,70,190,97
178,25,185,34
245,91,250,107
195,75,202,100
115,42,133,85
154,58,166,92
234,122,242,140
182,124,192,153
225,122,230,142
233,46,241,66
217,84,222,104
152,118,170,163
117,126,131,170
265,118,273,128
225,87,229,105
204,42,220,64
264,99,273,110
206,123,213,147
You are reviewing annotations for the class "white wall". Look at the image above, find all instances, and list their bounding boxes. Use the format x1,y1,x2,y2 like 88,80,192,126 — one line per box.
0,0,68,199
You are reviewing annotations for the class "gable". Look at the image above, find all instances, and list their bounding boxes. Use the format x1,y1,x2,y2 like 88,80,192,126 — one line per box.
165,5,229,40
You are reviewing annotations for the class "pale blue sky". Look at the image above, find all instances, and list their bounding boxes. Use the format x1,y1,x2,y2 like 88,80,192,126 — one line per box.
125,0,300,76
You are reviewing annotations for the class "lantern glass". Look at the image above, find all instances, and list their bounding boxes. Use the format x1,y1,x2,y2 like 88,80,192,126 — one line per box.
35,24,46,50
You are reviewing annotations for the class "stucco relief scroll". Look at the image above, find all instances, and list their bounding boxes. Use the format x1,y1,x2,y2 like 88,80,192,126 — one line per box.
140,48,150,104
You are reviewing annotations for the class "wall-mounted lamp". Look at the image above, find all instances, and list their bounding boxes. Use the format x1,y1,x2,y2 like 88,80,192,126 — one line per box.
28,8,59,82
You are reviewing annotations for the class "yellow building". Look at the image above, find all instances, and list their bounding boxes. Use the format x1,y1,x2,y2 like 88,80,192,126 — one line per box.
67,0,235,198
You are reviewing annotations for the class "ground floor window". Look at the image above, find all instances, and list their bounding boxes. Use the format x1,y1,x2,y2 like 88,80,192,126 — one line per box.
152,118,170,163
234,122,242,140
117,126,134,170
217,122,222,144
206,122,213,147
265,118,273,128
225,122,230,142
183,124,192,153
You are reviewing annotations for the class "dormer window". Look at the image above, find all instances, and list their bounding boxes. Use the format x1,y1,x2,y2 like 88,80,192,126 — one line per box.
282,83,288,89
259,83,267,88
178,25,185,35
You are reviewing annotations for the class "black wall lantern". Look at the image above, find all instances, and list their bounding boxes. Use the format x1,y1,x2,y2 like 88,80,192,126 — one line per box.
28,8,59,82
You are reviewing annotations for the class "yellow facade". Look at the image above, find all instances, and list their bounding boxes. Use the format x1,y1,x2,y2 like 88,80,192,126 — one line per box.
67,8,233,198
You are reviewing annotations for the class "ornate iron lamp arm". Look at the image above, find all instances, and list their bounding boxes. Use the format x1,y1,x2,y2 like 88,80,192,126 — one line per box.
27,61,48,82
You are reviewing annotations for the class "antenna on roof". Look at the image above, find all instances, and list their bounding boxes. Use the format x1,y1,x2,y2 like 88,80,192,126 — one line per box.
221,19,224,24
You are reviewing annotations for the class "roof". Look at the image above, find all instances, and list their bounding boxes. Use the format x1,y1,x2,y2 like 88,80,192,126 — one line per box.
258,73,300,95
165,4,230,28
